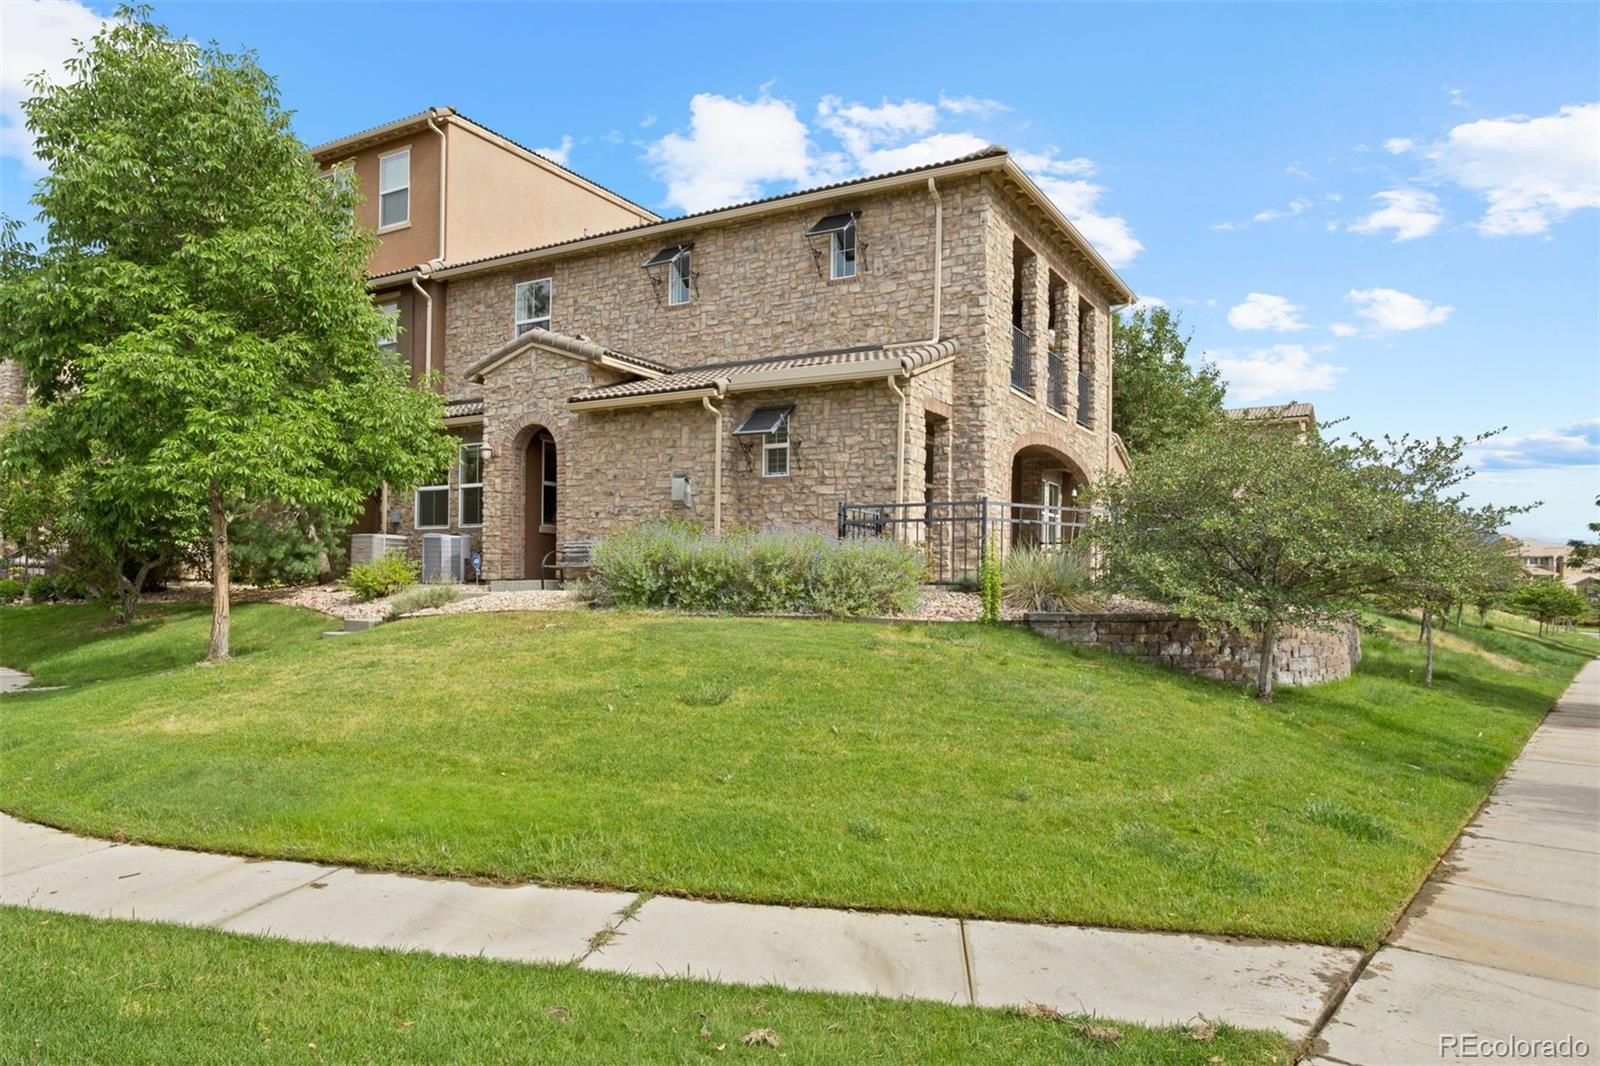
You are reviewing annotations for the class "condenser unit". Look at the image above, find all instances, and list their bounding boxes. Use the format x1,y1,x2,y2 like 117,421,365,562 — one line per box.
349,534,409,567
421,533,472,583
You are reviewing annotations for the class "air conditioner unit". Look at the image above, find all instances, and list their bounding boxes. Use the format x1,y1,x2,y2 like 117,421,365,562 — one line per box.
350,534,409,567
421,533,471,583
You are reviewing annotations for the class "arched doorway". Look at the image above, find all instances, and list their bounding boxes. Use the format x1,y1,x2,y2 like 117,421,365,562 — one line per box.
523,429,557,580
1009,443,1089,549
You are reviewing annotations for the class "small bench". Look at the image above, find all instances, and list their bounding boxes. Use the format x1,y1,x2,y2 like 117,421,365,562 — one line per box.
542,539,596,584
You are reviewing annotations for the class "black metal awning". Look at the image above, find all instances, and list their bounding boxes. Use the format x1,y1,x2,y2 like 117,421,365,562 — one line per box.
733,405,794,436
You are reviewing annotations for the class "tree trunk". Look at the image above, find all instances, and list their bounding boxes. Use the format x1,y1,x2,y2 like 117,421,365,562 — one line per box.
208,488,231,662
1423,609,1435,688
1255,619,1278,703
115,558,162,626
1454,603,1463,629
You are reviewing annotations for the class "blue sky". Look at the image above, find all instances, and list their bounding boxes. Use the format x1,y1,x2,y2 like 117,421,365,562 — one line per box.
3,1,1596,539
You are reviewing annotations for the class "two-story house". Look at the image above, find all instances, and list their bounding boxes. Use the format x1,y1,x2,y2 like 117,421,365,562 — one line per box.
349,134,1135,584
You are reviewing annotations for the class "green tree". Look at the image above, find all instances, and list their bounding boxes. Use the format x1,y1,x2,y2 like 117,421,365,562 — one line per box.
1092,418,1409,701
0,9,453,659
1111,306,1226,455
1509,578,1588,635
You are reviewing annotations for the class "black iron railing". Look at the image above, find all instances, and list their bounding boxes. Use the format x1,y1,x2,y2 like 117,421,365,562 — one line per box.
838,498,1094,584
1011,326,1032,392
1047,352,1067,414
1077,371,1092,427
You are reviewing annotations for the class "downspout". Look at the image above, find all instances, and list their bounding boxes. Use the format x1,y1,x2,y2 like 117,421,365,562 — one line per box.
701,392,725,534
426,108,448,261
409,274,434,383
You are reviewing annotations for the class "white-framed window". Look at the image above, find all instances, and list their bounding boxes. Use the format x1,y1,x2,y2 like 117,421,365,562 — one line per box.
831,219,857,280
378,147,411,230
668,249,693,305
1042,480,1063,546
416,475,449,529
376,300,401,351
763,416,790,478
540,438,558,532
515,278,552,336
458,444,484,527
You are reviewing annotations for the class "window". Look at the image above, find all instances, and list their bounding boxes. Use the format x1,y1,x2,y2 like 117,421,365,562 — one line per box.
669,249,693,305
831,225,857,279
515,278,552,336
416,468,449,529
762,419,789,478
805,213,858,280
376,300,401,351
458,444,484,527
540,438,558,531
378,147,410,229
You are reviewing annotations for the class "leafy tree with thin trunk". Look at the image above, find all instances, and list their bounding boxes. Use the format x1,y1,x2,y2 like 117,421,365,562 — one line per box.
1509,578,1588,635
0,8,453,659
1111,306,1226,456
1092,417,1411,701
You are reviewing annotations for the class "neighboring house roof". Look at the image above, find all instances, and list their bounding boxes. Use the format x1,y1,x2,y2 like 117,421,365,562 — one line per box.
1515,538,1573,558
309,106,658,222
1225,402,1317,423
463,327,674,383
567,339,960,409
444,397,485,420
423,146,1137,305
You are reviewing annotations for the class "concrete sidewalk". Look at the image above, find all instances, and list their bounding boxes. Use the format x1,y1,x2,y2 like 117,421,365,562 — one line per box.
1313,658,1600,1065
0,811,1358,1040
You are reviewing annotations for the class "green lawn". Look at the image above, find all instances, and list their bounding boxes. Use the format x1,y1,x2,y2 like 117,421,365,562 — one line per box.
0,600,1590,947
0,907,1287,1065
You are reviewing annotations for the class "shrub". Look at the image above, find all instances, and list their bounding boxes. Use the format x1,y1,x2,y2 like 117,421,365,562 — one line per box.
25,574,56,603
343,554,418,602
229,505,346,587
979,539,1002,623
53,574,88,600
1003,546,1095,613
386,582,461,618
0,578,23,604
590,523,924,617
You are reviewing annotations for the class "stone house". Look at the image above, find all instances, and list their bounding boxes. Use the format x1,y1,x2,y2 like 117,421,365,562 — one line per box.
326,120,1136,584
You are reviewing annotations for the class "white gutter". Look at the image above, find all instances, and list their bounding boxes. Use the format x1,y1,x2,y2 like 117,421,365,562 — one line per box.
426,109,448,261
409,275,434,381
701,395,724,535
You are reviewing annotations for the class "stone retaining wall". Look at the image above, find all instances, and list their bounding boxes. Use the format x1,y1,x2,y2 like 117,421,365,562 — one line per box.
1026,612,1361,687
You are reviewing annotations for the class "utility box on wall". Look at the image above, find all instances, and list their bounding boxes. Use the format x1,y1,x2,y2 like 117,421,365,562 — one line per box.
670,474,694,509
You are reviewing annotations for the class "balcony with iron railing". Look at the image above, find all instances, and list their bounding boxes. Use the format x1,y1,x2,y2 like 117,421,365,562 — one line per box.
1011,325,1032,393
1046,352,1067,414
1076,371,1092,427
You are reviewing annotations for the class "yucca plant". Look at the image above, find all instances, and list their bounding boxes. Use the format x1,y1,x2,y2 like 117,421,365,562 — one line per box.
1002,545,1094,613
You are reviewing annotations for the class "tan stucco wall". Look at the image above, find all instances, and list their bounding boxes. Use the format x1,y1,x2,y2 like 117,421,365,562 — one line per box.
327,132,444,278
444,123,655,264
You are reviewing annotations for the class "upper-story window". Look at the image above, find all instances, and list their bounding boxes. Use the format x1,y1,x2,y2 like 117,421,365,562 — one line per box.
643,245,694,306
376,300,401,352
515,278,553,336
805,213,858,280
378,147,410,230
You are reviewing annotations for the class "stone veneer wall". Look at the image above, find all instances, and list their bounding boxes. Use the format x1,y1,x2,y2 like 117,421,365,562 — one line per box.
1026,612,1362,687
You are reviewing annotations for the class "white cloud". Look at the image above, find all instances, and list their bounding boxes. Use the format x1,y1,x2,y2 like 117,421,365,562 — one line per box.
1446,86,1470,109
1127,295,1166,312
1209,344,1344,402
1348,188,1444,241
937,93,1011,120
1,0,111,173
1227,292,1307,332
638,113,657,128
644,92,824,213
536,134,574,166
1328,323,1359,337
1346,287,1453,332
1424,102,1600,235
1286,162,1312,180
644,90,1142,266
1383,137,1416,155
1468,421,1599,471
1252,197,1312,223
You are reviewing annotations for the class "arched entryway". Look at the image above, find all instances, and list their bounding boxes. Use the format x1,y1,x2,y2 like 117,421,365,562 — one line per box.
1009,442,1089,548
516,426,558,581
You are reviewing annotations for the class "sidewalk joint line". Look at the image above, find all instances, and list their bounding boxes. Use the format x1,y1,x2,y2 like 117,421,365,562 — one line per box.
958,918,976,1006
204,866,348,929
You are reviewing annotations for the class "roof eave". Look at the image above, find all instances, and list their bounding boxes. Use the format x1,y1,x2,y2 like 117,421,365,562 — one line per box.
997,159,1137,305
310,108,455,159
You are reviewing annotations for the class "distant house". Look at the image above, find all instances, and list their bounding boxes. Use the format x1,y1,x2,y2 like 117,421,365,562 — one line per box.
1514,538,1572,578
1225,402,1317,436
